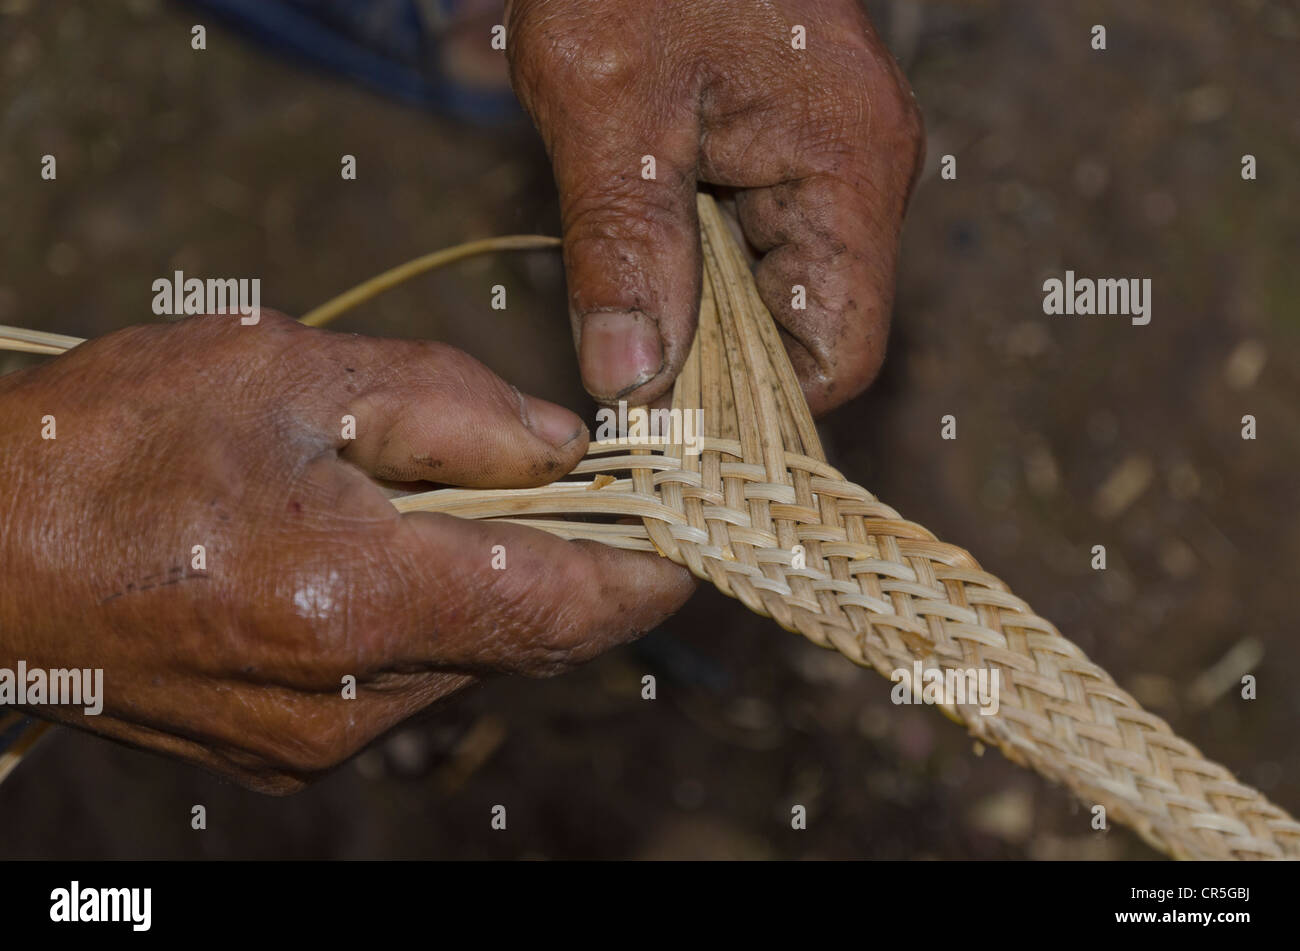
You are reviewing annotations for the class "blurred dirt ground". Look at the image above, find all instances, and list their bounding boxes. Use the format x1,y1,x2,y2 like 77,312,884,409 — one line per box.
0,0,1297,859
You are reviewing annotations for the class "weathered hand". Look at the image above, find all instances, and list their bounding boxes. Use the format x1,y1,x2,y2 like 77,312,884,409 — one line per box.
0,313,693,792
507,0,924,414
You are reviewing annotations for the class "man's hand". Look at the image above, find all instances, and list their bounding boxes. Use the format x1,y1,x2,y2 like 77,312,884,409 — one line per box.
0,314,693,792
507,0,924,415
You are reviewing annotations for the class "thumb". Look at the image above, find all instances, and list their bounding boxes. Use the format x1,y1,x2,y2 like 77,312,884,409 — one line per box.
328,337,588,488
511,25,702,404
554,123,701,405
554,127,702,405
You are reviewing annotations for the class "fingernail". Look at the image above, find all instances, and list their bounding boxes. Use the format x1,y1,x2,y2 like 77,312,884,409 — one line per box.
519,392,586,449
578,310,664,399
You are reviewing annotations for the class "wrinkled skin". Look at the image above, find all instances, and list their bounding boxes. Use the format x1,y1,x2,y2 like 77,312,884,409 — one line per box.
0,314,693,792
1,1,921,792
507,0,925,413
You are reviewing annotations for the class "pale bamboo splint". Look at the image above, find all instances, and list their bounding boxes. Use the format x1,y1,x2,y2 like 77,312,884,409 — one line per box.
1,194,1296,859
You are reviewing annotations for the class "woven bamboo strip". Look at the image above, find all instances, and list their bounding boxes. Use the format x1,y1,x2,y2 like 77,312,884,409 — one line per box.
397,194,1300,860
2,196,1296,859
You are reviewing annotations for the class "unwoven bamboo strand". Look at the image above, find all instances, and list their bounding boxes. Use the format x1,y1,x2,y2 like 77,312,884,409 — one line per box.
0,325,85,355
299,235,561,328
0,713,50,785
2,195,1296,859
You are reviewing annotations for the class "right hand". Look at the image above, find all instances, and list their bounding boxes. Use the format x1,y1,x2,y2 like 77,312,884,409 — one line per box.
0,313,693,792
507,0,925,414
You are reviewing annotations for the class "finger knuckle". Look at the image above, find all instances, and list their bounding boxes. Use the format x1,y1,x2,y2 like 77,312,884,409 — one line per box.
264,560,378,678
492,548,601,676
248,307,298,329
411,339,486,391
441,347,519,416
564,182,689,252
409,342,523,426
169,308,300,373
576,37,643,93
526,27,643,100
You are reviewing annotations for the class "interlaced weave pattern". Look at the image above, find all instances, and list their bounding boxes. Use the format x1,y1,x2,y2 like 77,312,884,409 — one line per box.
2,194,1295,859
396,194,1300,860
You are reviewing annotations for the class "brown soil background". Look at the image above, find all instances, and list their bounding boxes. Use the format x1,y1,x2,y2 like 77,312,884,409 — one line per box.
0,0,1297,859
